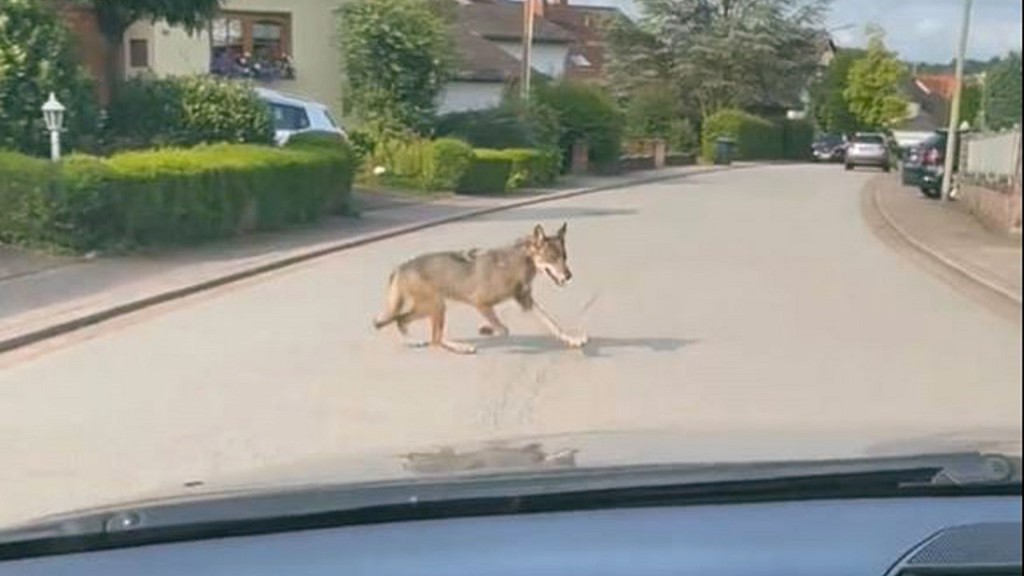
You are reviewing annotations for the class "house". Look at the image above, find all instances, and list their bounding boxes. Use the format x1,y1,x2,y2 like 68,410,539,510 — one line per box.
542,0,622,82
61,0,344,116
440,0,575,114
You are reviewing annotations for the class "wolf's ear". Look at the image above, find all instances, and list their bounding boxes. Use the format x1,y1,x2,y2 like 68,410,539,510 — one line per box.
533,224,545,242
557,222,567,238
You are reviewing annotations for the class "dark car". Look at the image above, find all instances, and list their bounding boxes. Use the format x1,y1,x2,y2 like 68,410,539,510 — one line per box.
811,134,846,162
918,130,967,199
901,143,926,187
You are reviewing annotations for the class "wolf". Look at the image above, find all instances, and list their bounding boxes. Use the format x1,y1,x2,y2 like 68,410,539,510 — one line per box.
373,223,588,354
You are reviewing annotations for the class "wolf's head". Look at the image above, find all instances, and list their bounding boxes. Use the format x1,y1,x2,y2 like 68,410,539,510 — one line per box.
529,223,572,286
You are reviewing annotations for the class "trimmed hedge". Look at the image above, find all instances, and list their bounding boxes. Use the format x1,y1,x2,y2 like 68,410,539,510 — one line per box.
376,137,474,192
701,109,783,161
0,142,355,251
497,148,561,188
534,81,625,170
105,76,274,150
781,119,814,160
456,150,513,195
434,98,562,151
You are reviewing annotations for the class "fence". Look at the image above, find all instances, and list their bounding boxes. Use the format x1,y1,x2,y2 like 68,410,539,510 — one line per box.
962,130,1020,182
958,128,1021,233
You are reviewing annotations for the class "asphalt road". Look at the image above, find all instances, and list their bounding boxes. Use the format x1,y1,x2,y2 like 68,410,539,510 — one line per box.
1,165,1020,526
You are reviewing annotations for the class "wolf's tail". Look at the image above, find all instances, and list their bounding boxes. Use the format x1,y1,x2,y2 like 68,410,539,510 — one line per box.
372,271,404,330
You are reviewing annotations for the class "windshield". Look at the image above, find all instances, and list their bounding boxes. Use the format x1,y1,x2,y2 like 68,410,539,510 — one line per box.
0,0,1020,533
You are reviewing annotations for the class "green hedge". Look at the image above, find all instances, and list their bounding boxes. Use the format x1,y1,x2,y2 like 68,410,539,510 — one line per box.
0,142,355,251
105,76,274,150
534,81,624,170
376,137,474,192
456,150,513,195
433,98,561,151
782,119,814,160
701,109,783,161
496,148,561,188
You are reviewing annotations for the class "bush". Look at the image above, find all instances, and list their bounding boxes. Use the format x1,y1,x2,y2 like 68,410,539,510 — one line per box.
0,143,355,251
625,83,678,141
105,76,274,149
534,81,624,170
373,137,474,192
499,148,562,188
701,109,783,161
456,150,513,195
434,98,562,151
781,119,814,160
0,0,97,156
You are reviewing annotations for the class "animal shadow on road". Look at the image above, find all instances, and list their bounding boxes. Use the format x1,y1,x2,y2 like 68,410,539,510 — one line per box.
468,334,699,358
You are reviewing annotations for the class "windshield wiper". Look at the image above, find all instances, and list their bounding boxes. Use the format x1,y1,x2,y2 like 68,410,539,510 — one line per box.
1,452,1018,561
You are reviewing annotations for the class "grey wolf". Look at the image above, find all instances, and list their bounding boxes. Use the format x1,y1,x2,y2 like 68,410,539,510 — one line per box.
373,223,588,354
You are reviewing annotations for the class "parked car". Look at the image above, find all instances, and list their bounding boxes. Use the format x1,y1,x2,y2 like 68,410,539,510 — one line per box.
901,143,925,187
844,132,891,171
918,129,967,199
255,87,347,146
811,134,846,162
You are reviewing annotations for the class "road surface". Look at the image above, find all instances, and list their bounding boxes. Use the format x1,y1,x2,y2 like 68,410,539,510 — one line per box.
1,165,1020,526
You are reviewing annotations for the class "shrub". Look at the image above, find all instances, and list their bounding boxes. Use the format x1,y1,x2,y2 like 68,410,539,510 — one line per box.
456,151,513,195
372,137,474,192
105,76,274,149
0,143,355,251
701,109,783,161
428,138,475,191
781,119,814,161
534,81,624,170
670,118,699,153
0,0,97,156
285,130,347,147
498,148,561,188
625,83,678,141
434,98,561,151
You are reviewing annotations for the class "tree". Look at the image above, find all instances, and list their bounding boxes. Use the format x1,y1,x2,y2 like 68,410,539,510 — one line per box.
338,0,454,135
606,0,829,119
0,0,97,155
959,80,982,129
844,31,909,129
76,0,221,83
982,52,1022,130
808,48,865,134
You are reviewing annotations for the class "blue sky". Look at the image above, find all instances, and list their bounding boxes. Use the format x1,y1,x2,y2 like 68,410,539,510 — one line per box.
572,0,1022,63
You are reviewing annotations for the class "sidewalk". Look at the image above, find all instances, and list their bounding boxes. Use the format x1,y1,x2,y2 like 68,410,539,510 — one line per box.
0,164,723,353
869,175,1022,305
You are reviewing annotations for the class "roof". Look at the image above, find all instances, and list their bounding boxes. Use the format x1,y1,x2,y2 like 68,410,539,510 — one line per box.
914,74,959,100
451,25,524,82
457,0,574,43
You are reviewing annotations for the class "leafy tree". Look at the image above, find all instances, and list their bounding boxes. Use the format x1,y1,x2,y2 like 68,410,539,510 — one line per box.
844,31,909,129
0,0,97,155
808,48,865,134
606,0,829,119
958,80,982,128
338,0,454,136
982,52,1022,130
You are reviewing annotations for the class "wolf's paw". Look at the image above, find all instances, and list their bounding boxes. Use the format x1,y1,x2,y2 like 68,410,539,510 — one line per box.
563,333,588,349
442,341,477,355
479,325,509,337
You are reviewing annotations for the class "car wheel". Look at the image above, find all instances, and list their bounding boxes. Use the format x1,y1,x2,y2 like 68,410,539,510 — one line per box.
920,186,939,199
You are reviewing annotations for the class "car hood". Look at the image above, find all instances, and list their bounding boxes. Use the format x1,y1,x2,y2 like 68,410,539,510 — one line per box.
16,426,1020,524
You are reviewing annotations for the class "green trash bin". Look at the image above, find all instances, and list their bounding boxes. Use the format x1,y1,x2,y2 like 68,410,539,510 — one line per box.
714,137,735,165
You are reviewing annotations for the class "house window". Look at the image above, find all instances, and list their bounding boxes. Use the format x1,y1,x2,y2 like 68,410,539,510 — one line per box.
128,39,149,68
210,12,294,81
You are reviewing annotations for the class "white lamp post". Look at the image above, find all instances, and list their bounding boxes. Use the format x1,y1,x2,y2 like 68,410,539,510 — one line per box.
41,92,66,162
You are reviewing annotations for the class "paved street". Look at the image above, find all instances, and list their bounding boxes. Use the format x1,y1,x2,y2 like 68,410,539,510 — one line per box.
1,165,1021,526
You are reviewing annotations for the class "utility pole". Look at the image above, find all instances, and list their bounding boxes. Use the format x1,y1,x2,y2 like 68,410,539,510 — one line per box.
942,0,972,202
520,0,536,99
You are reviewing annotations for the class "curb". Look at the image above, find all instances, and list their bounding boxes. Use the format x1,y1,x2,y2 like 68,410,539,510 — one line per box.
0,165,736,354
869,179,1023,307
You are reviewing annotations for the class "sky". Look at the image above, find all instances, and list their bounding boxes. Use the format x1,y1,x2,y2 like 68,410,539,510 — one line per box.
572,0,1023,63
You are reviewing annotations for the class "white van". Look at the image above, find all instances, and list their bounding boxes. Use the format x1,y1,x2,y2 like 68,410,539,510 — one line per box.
254,87,346,146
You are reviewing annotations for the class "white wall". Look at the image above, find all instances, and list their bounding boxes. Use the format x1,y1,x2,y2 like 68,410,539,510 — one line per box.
438,81,505,114
494,41,568,78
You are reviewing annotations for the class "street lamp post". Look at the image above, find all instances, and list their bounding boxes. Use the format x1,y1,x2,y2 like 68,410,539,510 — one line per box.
41,92,66,162
942,0,973,202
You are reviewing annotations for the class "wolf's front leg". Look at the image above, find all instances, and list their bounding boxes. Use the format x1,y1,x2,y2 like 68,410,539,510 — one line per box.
476,305,510,337
531,301,588,348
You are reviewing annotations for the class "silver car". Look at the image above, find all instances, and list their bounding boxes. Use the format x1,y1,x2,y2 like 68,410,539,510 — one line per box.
255,87,347,146
844,132,891,172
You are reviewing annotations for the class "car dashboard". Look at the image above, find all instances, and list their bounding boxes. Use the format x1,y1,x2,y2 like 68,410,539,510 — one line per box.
2,496,1020,576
